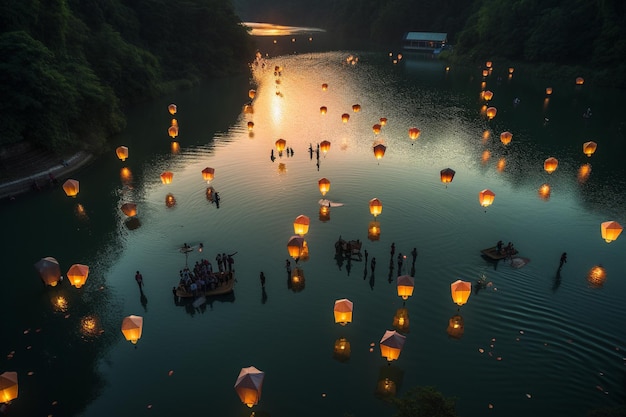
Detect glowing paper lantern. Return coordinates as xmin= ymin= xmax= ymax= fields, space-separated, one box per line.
xmin=450 ymin=280 xmax=471 ymax=306
xmin=247 ymin=121 xmax=254 ymax=131
xmin=582 ymin=141 xmax=597 ymax=157
xmin=243 ymin=104 xmax=254 ymax=114
xmin=201 ymin=167 xmax=215 ymax=183
xmin=168 ymin=104 xmax=177 ymax=115
xmin=373 ymin=144 xmax=386 ymax=160
xmin=121 ymin=202 xmax=137 ymax=217
xmin=319 ymin=106 xmax=327 ymax=115
xmin=171 ymin=119 xmax=178 ymax=127
xmin=500 ymin=131 xmax=513 ymax=145
xmin=601 ymin=221 xmax=622 ymax=243
xmin=318 ymin=178 xmax=330 ymax=196
xmin=485 ymin=61 xmax=492 ymax=68
xmin=587 ymin=266 xmax=607 ymax=286
xmin=352 ymin=104 xmax=361 ymax=112
xmin=538 ymin=183 xmax=551 ymax=200
xmin=116 ymin=146 xmax=128 ymax=161
xmin=287 ymin=235 xmax=305 ymax=259
xmin=440 ymin=168 xmax=456 ymax=184
xmin=408 ymin=127 xmax=421 ymax=141
xmin=380 ymin=330 xmax=406 ymax=362
xmin=447 ymin=314 xmax=464 ymax=339
xmin=372 ymin=124 xmax=382 ymax=135
xmin=234 ymin=366 xmax=265 ymax=408
xmin=483 ymin=90 xmax=494 ymax=101
xmin=333 ymin=298 xmax=353 ymax=325
xmin=321 ymin=83 xmax=328 ymax=91
xmin=293 ymin=215 xmax=310 ymax=236
xmin=320 ymin=140 xmax=331 ymax=154
xmin=546 ymin=87 xmax=553 ymax=95
xmin=63 ymin=179 xmax=80 ymax=197
xmin=508 ymin=67 xmax=515 ymax=74
xmin=486 ymin=107 xmax=497 ymax=120
xmin=482 ymin=69 xmax=489 ymax=77
xmin=121 ymin=315 xmax=143 ymax=344
xmin=379 ymin=117 xmax=387 ymax=126
xmin=341 ymin=113 xmax=350 ymax=123
xmin=0 ymin=371 xmax=18 ymax=403
xmin=576 ymin=77 xmax=585 ymax=85
xmin=369 ymin=198 xmax=383 ymax=217
xmin=248 ymin=89 xmax=256 ymax=99
xmin=66 ymin=264 xmax=89 ymax=289
xmin=368 ymin=221 xmax=381 ymax=241
xmin=34 ymin=257 xmax=61 ymax=287
xmin=544 ymin=157 xmax=558 ymax=174
xmin=275 ymin=138 xmax=286 ymax=153
xmin=478 ymin=189 xmax=495 ymax=208
xmin=160 ymin=171 xmax=174 ymax=184
xmin=396 ymin=275 xmax=415 ymax=300
xmin=168 ymin=125 xmax=179 ymax=138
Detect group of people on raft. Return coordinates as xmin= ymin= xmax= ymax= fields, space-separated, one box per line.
xmin=496 ymin=240 xmax=516 ymax=258
xmin=176 ymin=255 xmax=233 ymax=296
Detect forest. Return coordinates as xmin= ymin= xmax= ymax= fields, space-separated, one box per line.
xmin=2 ymin=0 xmax=625 ymax=153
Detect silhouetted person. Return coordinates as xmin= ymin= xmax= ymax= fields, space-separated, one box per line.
xmin=260 ymin=271 xmax=266 ymax=287
xmin=309 ymin=143 xmax=313 ymax=159
xmin=271 ymin=149 xmax=276 ymax=162
xmin=135 ymin=271 xmax=144 ymax=290
xmin=559 ymin=252 xmax=567 ymax=270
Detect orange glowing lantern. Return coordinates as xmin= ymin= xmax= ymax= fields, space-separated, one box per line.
xmin=248 ymin=89 xmax=256 ymax=100
xmin=546 ymin=87 xmax=553 ymax=95
xmin=121 ymin=315 xmax=143 ymax=344
xmin=379 ymin=117 xmax=388 ymax=126
xmin=321 ymin=83 xmax=328 ymax=91
xmin=500 ymin=131 xmax=513 ymax=145
xmin=544 ymin=157 xmax=558 ymax=174
xmin=34 ymin=256 xmax=61 ymax=287
xmin=380 ymin=330 xmax=406 ymax=362
xmin=352 ymin=104 xmax=361 ymax=112
xmin=293 ymin=215 xmax=310 ymax=236
xmin=334 ymin=298 xmax=353 ymax=325
xmin=0 ymin=371 xmax=18 ymax=403
xmin=67 ymin=263 xmax=89 ymax=289
xmin=372 ymin=124 xmax=382 ymax=135
xmin=116 ymin=146 xmax=128 ymax=161
xmin=243 ymin=104 xmax=254 ymax=114
xmin=450 ymin=280 xmax=471 ymax=306
xmin=234 ymin=366 xmax=265 ymax=408
xmin=601 ymin=221 xmax=622 ymax=243
xmin=486 ymin=107 xmax=497 ymax=120
xmin=485 ymin=61 xmax=492 ymax=68
xmin=63 ymin=179 xmax=80 ymax=197
xmin=320 ymin=140 xmax=331 ymax=154
xmin=171 ymin=118 xmax=178 ymax=127
xmin=508 ymin=67 xmax=515 ymax=74
xmin=247 ymin=121 xmax=254 ymax=131
xmin=168 ymin=125 xmax=178 ymax=138
xmin=582 ymin=141 xmax=597 ymax=157
xmin=160 ymin=171 xmax=174 ymax=184
xmin=576 ymin=77 xmax=584 ymax=85
xmin=587 ymin=266 xmax=607 ymax=286
xmin=333 ymin=338 xmax=351 ymax=361
xmin=287 ymin=235 xmax=305 ymax=259
xmin=408 ymin=127 xmax=421 ymax=142
xmin=440 ymin=168 xmax=456 ymax=184
xmin=275 ymin=138 xmax=287 ymax=153
xmin=201 ymin=167 xmax=215 ymax=183
xmin=373 ymin=143 xmax=386 ymax=160
xmin=447 ymin=314 xmax=464 ymax=339
xmin=538 ymin=184 xmax=551 ymax=200
xmin=397 ymin=275 xmax=415 ymax=300
xmin=121 ymin=202 xmax=137 ymax=217
xmin=368 ymin=221 xmax=381 ymax=241
xmin=318 ymin=178 xmax=330 ymax=196
xmin=168 ymin=104 xmax=177 ymax=115
xmin=320 ymin=106 xmax=327 ymax=115
xmin=341 ymin=113 xmax=350 ymax=123
xmin=369 ymin=198 xmax=383 ymax=218
xmin=482 ymin=69 xmax=489 ymax=77
xmin=478 ymin=189 xmax=495 ymax=208
xmin=165 ymin=193 xmax=176 ymax=207
xmin=483 ymin=90 xmax=494 ymax=101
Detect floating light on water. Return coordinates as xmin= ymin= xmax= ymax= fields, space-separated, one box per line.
xmin=63 ymin=179 xmax=80 ymax=197
xmin=582 ymin=141 xmax=597 ymax=157
xmin=369 ymin=198 xmax=383 ymax=218
xmin=320 ymin=140 xmax=331 ymax=154
xmin=34 ymin=257 xmax=61 ymax=287
xmin=352 ymin=104 xmax=361 ymax=112
xmin=0 ymin=371 xmax=18 ymax=403
xmin=247 ymin=121 xmax=254 ymax=131
xmin=168 ymin=125 xmax=178 ymax=138
xmin=116 ymin=146 xmax=128 ymax=161
xmin=275 ymin=138 xmax=286 ymax=153
xmin=321 ymin=83 xmax=328 ymax=91
xmin=392 ymin=307 xmax=410 ymax=333
xmin=368 ymin=221 xmax=381 ymax=241
xmin=234 ymin=366 xmax=265 ymax=408
xmin=165 ymin=193 xmax=176 ymax=208
xmin=201 ymin=167 xmax=215 ymax=183
xmin=248 ymin=89 xmax=256 ymax=100
xmin=500 ymin=131 xmax=512 ymax=145
xmin=372 ymin=124 xmax=382 ymax=135
xmin=243 ymin=104 xmax=254 ymax=114
xmin=380 ymin=330 xmax=406 ymax=362
xmin=67 ymin=264 xmax=89 ymax=289
xmin=121 ymin=315 xmax=143 ymax=344
xmin=447 ymin=314 xmax=464 ymax=339
xmin=287 ymin=235 xmax=305 ymax=259
xmin=486 ymin=107 xmax=497 ymax=120
xmin=538 ymin=184 xmax=551 ymax=200
xmin=544 ymin=157 xmax=558 ymax=174
xmin=587 ymin=266 xmax=606 ymax=286
xmin=408 ymin=127 xmax=421 ymax=142
xmin=318 ymin=178 xmax=330 ymax=196
xmin=333 ymin=338 xmax=351 ymax=361
xmin=397 ymin=275 xmax=414 ymax=300
xmin=293 ymin=215 xmax=310 ymax=236
xmin=450 ymin=280 xmax=471 ymax=306
xmin=373 ymin=143 xmax=386 ymax=160
xmin=333 ymin=299 xmax=353 ymax=325
xmin=601 ymin=221 xmax=622 ymax=243
xmin=168 ymin=104 xmax=177 ymax=115
xmin=546 ymin=87 xmax=553 ymax=95
xmin=121 ymin=202 xmax=137 ymax=217
xmin=341 ymin=113 xmax=350 ymax=123
xmin=160 ymin=171 xmax=173 ymax=184
xmin=479 ymin=189 xmax=495 ymax=208
xmin=440 ymin=168 xmax=455 ymax=185
xmin=319 ymin=106 xmax=327 ymax=115
xmin=482 ymin=69 xmax=489 ymax=77
xmin=576 ymin=77 xmax=585 ymax=85
xmin=508 ymin=67 xmax=514 ymax=74
xmin=379 ymin=117 xmax=387 ymax=126
xmin=485 ymin=61 xmax=492 ymax=68
xmin=483 ymin=90 xmax=494 ymax=101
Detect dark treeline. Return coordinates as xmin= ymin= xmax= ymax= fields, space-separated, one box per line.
xmin=235 ymin=0 xmax=626 ymax=87
xmin=0 ymin=0 xmax=255 ymax=152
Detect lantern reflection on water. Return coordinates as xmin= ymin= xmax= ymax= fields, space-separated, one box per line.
xmin=171 ymin=141 xmax=180 ymax=154
xmin=375 ymin=365 xmax=404 ymax=398
xmin=538 ymin=184 xmax=551 ymax=200
xmin=120 ymin=167 xmax=132 ymax=183
xmin=333 ymin=299 xmax=353 ymax=325
xmin=368 ymin=221 xmax=381 ymax=241
xmin=121 ymin=202 xmax=137 ymax=217
xmin=578 ymin=163 xmax=592 ymax=183
xmin=587 ymin=266 xmax=607 ymax=287
xmin=447 ymin=314 xmax=465 ymax=339
xmin=319 ymin=205 xmax=330 ymax=222
xmin=392 ymin=307 xmax=410 ymax=334
xmin=0 ymin=371 xmax=18 ymax=403
xmin=601 ymin=221 xmax=622 ymax=243
xmin=80 ymin=315 xmax=102 ymax=338
xmin=289 ymin=267 xmax=305 ymax=292
xmin=333 ymin=338 xmax=351 ymax=362
xmin=496 ymin=158 xmax=506 ymax=172
xmin=165 ymin=193 xmax=176 ymax=208
xmin=121 ymin=315 xmax=143 ymax=344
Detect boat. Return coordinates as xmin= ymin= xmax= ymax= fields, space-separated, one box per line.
xmin=480 ymin=246 xmax=518 ymax=260
xmin=334 ymin=236 xmax=362 ymax=260
xmin=174 ymin=271 xmax=235 ymax=298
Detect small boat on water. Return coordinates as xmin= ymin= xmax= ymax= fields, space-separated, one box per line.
xmin=175 ymin=271 xmax=235 ymax=298
xmin=480 ymin=246 xmax=518 ymax=260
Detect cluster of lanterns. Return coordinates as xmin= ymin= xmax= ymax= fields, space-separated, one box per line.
xmin=34 ymin=257 xmax=89 ymax=289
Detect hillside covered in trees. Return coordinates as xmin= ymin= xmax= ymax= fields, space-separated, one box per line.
xmin=0 ymin=0 xmax=255 ymax=152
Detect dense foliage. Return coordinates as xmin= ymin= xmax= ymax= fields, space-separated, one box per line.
xmin=0 ymin=0 xmax=255 ymax=152
xmin=388 ymin=386 xmax=459 ymax=417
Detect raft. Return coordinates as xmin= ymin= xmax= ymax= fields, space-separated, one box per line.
xmin=480 ymin=246 xmax=518 ymax=260
xmin=175 ymin=272 xmax=235 ymax=298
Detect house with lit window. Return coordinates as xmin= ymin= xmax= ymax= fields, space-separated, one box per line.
xmin=402 ymin=32 xmax=448 ymax=53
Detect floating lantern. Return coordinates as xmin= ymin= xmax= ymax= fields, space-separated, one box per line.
xmin=287 ymin=235 xmax=305 ymax=259
xmin=500 ymin=131 xmax=513 ymax=145
xmin=368 ymin=221 xmax=381 ymax=241
xmin=485 ymin=61 xmax=492 ymax=68
xmin=341 ymin=113 xmax=350 ymax=123
xmin=293 ymin=215 xmax=310 ymax=236
xmin=333 ymin=338 xmax=351 ymax=361
xmin=544 ymin=157 xmax=558 ymax=174
xmin=447 ymin=314 xmax=464 ymax=339
xmin=408 ymin=127 xmax=421 ymax=142
xmin=372 ymin=124 xmax=382 ymax=135
xmin=67 ymin=264 xmax=89 ymax=289
xmin=482 ymin=69 xmax=489 ymax=77
xmin=486 ymin=107 xmax=497 ymax=120
xmin=319 ymin=205 xmax=330 ymax=222
xmin=333 ymin=298 xmax=353 ymax=325
xmin=576 ymin=77 xmax=584 ymax=85
xmin=376 ymin=377 xmax=397 ymax=397
xmin=121 ymin=315 xmax=143 ymax=344
xmin=587 ymin=265 xmax=606 ymax=286
xmin=369 ymin=198 xmax=383 ymax=218
xmin=392 ymin=307 xmax=410 ymax=333
xmin=397 ymin=275 xmax=415 ymax=300
xmin=450 ymin=280 xmax=471 ymax=306
xmin=318 ymin=178 xmax=330 ymax=196
xmin=373 ymin=143 xmax=386 ymax=160
xmin=243 ymin=104 xmax=254 ymax=114
xmin=321 ymin=83 xmax=328 ymax=91
xmin=168 ymin=104 xmax=177 ymax=115
xmin=34 ymin=257 xmax=61 ymax=287
xmin=248 ymin=89 xmax=256 ymax=100
xmin=319 ymin=106 xmax=327 ymax=115
xmin=601 ymin=221 xmax=622 ymax=243
xmin=201 ymin=167 xmax=215 ymax=183
xmin=275 ymin=138 xmax=286 ymax=153
xmin=440 ymin=168 xmax=456 ymax=184
xmin=483 ymin=90 xmax=494 ymax=101
xmin=582 ymin=141 xmax=597 ymax=157
xmin=379 ymin=117 xmax=387 ymax=126
xmin=478 ymin=189 xmax=495 ymax=208
xmin=320 ymin=140 xmax=331 ymax=154
xmin=160 ymin=171 xmax=174 ymax=184
xmin=165 ymin=193 xmax=176 ymax=208
xmin=352 ymin=104 xmax=361 ymax=112
xmin=121 ymin=202 xmax=137 ymax=217
xmin=171 ymin=118 xmax=178 ymax=127
xmin=538 ymin=183 xmax=551 ymax=200
xmin=234 ymin=366 xmax=265 ymax=408
xmin=546 ymin=87 xmax=553 ymax=95
xmin=380 ymin=330 xmax=406 ymax=362
xmin=247 ymin=121 xmax=254 ymax=131
xmin=168 ymin=125 xmax=178 ymax=138
xmin=508 ymin=67 xmax=514 ymax=74
xmin=0 ymin=371 xmax=18 ymax=403
xmin=116 ymin=146 xmax=128 ymax=161
xmin=63 ymin=179 xmax=80 ymax=197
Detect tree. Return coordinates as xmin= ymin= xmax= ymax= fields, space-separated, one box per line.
xmin=389 ymin=386 xmax=459 ymax=417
